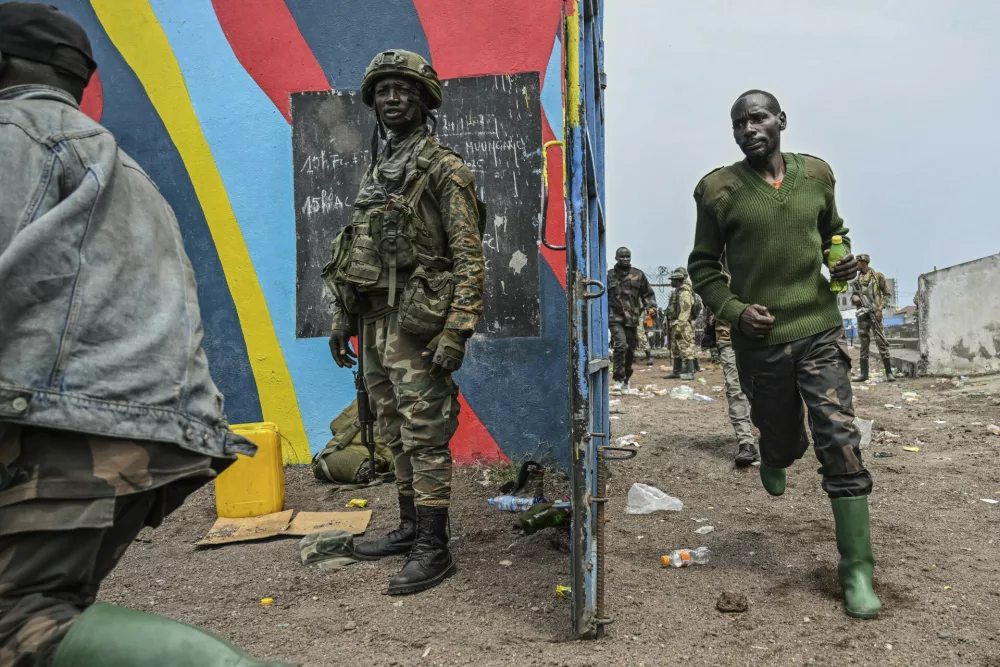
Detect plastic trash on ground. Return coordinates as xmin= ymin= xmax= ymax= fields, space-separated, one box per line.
xmin=661 ymin=546 xmax=710 ymax=568
xmin=988 ymin=424 xmax=1000 ymax=436
xmin=615 ymin=434 xmax=639 ymax=447
xmin=626 ymin=483 xmax=683 ymax=514
xmin=694 ymin=525 xmax=715 ymax=535
xmin=854 ymin=417 xmax=873 ymax=448
xmin=346 ymin=498 xmax=368 ymax=508
xmin=670 ymin=385 xmax=694 ymax=400
xmin=692 ymin=394 xmax=715 ymax=402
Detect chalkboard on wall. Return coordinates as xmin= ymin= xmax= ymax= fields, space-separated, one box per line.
xmin=292 ymin=73 xmax=543 ymax=339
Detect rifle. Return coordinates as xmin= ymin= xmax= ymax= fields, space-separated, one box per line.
xmin=354 ymin=315 xmax=377 ymax=483
xmin=852 ymin=283 xmax=892 ymax=350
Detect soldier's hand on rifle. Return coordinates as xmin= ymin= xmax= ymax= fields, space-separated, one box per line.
xmin=851 ymin=294 xmax=862 ymax=307
xmin=824 ymin=250 xmax=859 ymax=282
xmin=738 ymin=304 xmax=775 ymax=339
xmin=329 ymin=329 xmax=357 ymax=368
xmin=875 ymin=308 xmax=883 ymax=324
xmin=423 ymin=329 xmax=465 ymax=376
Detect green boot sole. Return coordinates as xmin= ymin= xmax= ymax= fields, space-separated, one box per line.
xmin=759 ymin=464 xmax=786 ymax=496
xmin=831 ymin=496 xmax=882 ymax=619
xmin=53 ymin=603 xmax=292 ymax=666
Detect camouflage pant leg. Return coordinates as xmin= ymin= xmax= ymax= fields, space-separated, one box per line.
xmin=737 ymin=328 xmax=872 ymax=498
xmin=609 ymin=324 xmax=636 ymax=382
xmin=670 ymin=322 xmax=696 ymax=360
xmin=0 ymin=492 xmax=157 ymax=667
xmin=364 ymin=312 xmax=458 ymax=508
xmin=635 ymin=319 xmax=650 ymax=354
xmin=857 ymin=316 xmax=889 ymax=362
xmin=719 ymin=345 xmax=755 ymax=447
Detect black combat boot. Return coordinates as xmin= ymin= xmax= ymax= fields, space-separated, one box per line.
xmin=387 ymin=506 xmax=456 ymax=595
xmin=734 ymin=442 xmax=760 ymax=468
xmin=679 ymin=359 xmax=695 ymax=381
xmin=694 ymin=358 xmax=701 ymax=372
xmin=646 ymin=351 xmax=654 ymax=366
xmin=354 ymin=495 xmax=416 ymax=560
xmin=666 ymin=358 xmax=682 ymax=379
xmin=852 ymin=359 xmax=869 ymax=383
xmin=882 ymin=357 xmax=896 ymax=382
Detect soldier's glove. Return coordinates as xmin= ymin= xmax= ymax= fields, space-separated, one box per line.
xmin=329 ymin=329 xmax=357 ymax=369
xmin=423 ymin=329 xmax=466 ymax=375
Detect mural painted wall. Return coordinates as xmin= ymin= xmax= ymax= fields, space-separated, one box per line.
xmin=47 ymin=0 xmax=570 ymax=464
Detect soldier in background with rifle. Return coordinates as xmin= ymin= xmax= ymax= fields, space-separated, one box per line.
xmin=850 ymin=254 xmax=894 ymax=382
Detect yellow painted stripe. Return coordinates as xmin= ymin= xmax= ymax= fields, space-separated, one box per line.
xmin=565 ymin=12 xmax=581 ymax=129
xmin=91 ymin=0 xmax=310 ymax=464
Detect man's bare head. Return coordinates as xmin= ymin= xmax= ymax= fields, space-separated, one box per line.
xmin=731 ymin=90 xmax=786 ymax=162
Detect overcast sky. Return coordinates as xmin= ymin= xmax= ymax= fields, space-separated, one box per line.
xmin=604 ymin=0 xmax=1000 ymax=304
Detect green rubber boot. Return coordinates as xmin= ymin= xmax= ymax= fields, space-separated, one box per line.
xmin=851 ymin=359 xmax=869 ymax=383
xmin=759 ymin=463 xmax=786 ymax=496
xmin=52 ymin=603 xmax=293 ymax=666
xmin=831 ymin=496 xmax=882 ymax=619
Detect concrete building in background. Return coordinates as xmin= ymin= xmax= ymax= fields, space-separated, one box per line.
xmin=917 ymin=253 xmax=1000 ymax=376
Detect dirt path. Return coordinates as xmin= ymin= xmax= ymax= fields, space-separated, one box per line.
xmin=100 ymin=353 xmax=1000 ymax=666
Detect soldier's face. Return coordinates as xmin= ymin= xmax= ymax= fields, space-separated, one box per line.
xmin=615 ymin=250 xmax=631 ymax=269
xmin=858 ymin=260 xmax=870 ymax=274
xmin=374 ymin=75 xmax=423 ymax=133
xmin=671 ymin=279 xmax=682 ymax=289
xmin=731 ymin=95 xmax=786 ymax=161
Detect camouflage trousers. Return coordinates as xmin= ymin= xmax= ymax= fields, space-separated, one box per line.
xmin=858 ymin=315 xmax=890 ymax=362
xmin=609 ymin=324 xmax=637 ymax=383
xmin=670 ymin=321 xmax=696 ymax=360
xmin=363 ymin=311 xmax=458 ymax=508
xmin=635 ymin=319 xmax=650 ymax=355
xmin=719 ymin=345 xmax=755 ymax=447
xmin=735 ymin=327 xmax=872 ymax=498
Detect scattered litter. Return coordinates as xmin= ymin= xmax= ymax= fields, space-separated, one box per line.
xmin=277 ymin=623 xmax=290 ymax=628
xmin=988 ymin=425 xmax=1000 ymax=436
xmin=715 ymin=592 xmax=748 ymax=613
xmin=901 ymin=391 xmax=920 ymax=403
xmin=882 ymin=431 xmax=899 ymax=439
xmin=623 ymin=388 xmax=640 ymax=396
xmin=422 ymin=647 xmax=431 ymax=659
xmin=697 ymin=378 xmax=707 ymax=384
xmin=346 ymin=498 xmax=368 ymax=508
xmin=499 ymin=560 xmax=513 ymax=567
xmin=670 ymin=385 xmax=694 ymax=400
xmin=873 ymin=451 xmax=895 ymax=458
xmin=197 ymin=510 xmax=294 ymax=546
xmin=556 ymin=585 xmax=572 ymax=599
xmin=639 ymin=393 xmax=656 ymax=399
xmin=660 ymin=365 xmax=673 ymax=373
xmin=260 ymin=598 xmax=274 ymax=606
xmin=981 ymin=499 xmax=999 ymax=505
xmin=903 ymin=446 xmax=920 ymax=453
xmin=489 ymin=496 xmax=543 ymax=512
xmin=803 ymin=617 xmax=811 ymax=623
xmin=661 ymin=547 xmax=710 ymax=568
xmin=626 ymin=483 xmax=683 ymax=514
xmin=884 ymin=404 xmax=902 ymax=410
xmin=944 ymin=586 xmax=953 ymax=591
xmin=393 ymin=601 xmax=404 ymax=607
xmin=284 ymin=511 xmax=372 ymax=537
xmin=935 ymin=420 xmax=947 ymax=425
xmin=615 ymin=434 xmax=639 ymax=447
xmin=855 ymin=418 xmax=873 ymax=448
xmin=972 ymin=422 xmax=984 ymax=427
xmin=692 ymin=394 xmax=715 ymax=402
xmin=694 ymin=525 xmax=715 ymax=535
xmin=642 ymin=385 xmax=659 ymax=392
xmin=610 ymin=416 xmax=621 ymax=421
xmin=640 ymin=431 xmax=648 ymax=436
xmin=609 ymin=399 xmax=621 ymax=406
xmin=712 ymin=386 xmax=723 ymax=392
xmin=652 ymin=389 xmax=669 ymax=396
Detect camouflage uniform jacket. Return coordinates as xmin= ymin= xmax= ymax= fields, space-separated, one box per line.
xmin=331 ymin=126 xmax=485 ymax=336
xmin=667 ymin=282 xmax=695 ymax=324
xmin=607 ymin=267 xmax=656 ymax=326
xmin=852 ymin=269 xmax=889 ymax=311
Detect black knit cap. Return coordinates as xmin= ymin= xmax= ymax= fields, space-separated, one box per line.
xmin=0 ymin=2 xmax=96 ymax=82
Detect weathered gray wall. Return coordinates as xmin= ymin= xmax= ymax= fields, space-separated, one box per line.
xmin=918 ymin=253 xmax=1000 ymax=376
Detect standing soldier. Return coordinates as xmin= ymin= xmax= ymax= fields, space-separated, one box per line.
xmin=0 ymin=4 xmax=290 ymax=664
xmin=607 ymin=247 xmax=657 ymax=389
xmin=850 ymin=254 xmax=894 ymax=382
xmin=666 ymin=268 xmax=697 ymax=380
xmin=689 ymin=89 xmax=879 ymax=619
xmin=326 ymin=50 xmax=486 ymax=595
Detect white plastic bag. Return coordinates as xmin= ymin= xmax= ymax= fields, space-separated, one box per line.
xmin=626 ymin=483 xmax=683 ymax=514
xmin=854 ymin=417 xmax=873 ymax=448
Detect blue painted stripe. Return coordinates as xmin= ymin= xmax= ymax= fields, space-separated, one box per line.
xmin=148 ymin=0 xmax=353 ymax=451
xmin=283 ymin=0 xmax=430 ymax=90
xmin=51 ymin=0 xmax=262 ymax=424
xmin=541 ymin=35 xmax=564 ymax=142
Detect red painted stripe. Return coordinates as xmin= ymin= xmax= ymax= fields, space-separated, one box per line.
xmin=80 ymin=70 xmax=103 ymax=122
xmin=212 ymin=0 xmax=329 ymax=122
xmin=412 ymin=0 xmax=563 ymax=80
xmin=452 ymin=393 xmax=507 ymax=464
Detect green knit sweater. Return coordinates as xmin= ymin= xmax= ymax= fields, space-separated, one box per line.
xmin=688 ymin=152 xmax=849 ymax=350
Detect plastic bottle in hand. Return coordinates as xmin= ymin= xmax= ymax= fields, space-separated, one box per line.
xmin=828 ymin=235 xmax=849 ymax=293
xmin=661 ymin=547 xmax=711 ymax=568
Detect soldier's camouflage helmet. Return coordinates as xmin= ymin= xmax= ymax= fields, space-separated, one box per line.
xmin=361 ymin=49 xmax=443 ymax=110
xmin=856 ymin=254 xmax=871 ymax=263
xmin=670 ymin=267 xmax=688 ymax=280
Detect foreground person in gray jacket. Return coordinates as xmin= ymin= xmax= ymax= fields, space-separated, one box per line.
xmin=0 ymin=3 xmax=291 ymax=665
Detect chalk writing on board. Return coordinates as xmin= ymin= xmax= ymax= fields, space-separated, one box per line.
xmin=292 ymin=73 xmax=543 ymax=340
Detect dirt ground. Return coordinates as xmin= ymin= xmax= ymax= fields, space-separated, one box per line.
xmin=100 ymin=349 xmax=1000 ymax=667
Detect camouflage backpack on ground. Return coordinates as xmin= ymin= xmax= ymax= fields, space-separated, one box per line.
xmin=311 ymin=399 xmax=393 ymax=486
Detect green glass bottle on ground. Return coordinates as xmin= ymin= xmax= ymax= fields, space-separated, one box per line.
xmin=828 ymin=235 xmax=848 ymax=293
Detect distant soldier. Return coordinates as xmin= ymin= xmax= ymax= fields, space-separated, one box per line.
xmin=607 ymin=247 xmax=657 ymax=389
xmin=635 ymin=307 xmax=654 ymax=366
xmin=850 ymin=254 xmax=894 ymax=382
xmin=666 ymin=268 xmax=697 ymax=380
xmin=327 ymin=49 xmax=486 ymax=595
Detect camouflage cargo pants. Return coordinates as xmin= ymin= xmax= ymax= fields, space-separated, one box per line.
xmin=857 ymin=315 xmax=890 ymax=362
xmin=609 ymin=323 xmax=637 ymax=382
xmin=735 ymin=327 xmax=872 ymax=498
xmin=635 ymin=319 xmax=650 ymax=355
xmin=719 ymin=344 xmax=755 ymax=447
xmin=670 ymin=321 xmax=696 ymax=360
xmin=363 ymin=311 xmax=458 ymax=508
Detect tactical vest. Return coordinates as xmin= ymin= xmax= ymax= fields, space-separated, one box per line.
xmin=323 ymin=137 xmax=484 ymax=337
